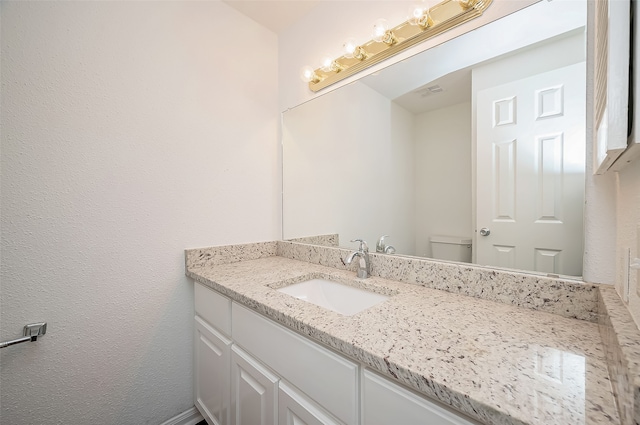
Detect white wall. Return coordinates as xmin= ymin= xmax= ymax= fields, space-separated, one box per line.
xmin=414 ymin=102 xmax=472 ymax=258
xmin=612 ymin=8 xmax=640 ymax=326
xmin=616 ymin=156 xmax=640 ymax=327
xmin=0 ymin=2 xmax=279 ymax=424
xmin=389 ymin=102 xmax=417 ymax=254
xmin=616 ymin=160 xmax=640 ymax=327
xmin=609 ymin=2 xmax=640 ymax=328
xmin=283 ymin=82 xmax=415 ymax=254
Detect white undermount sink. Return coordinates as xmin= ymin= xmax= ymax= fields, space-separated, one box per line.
xmin=277 ymin=278 xmax=389 ymax=316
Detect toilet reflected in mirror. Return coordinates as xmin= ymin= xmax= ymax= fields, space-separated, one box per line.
xmin=430 ymin=236 xmax=472 ymax=263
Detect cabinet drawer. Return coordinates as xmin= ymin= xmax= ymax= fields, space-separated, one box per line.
xmin=279 ymin=381 xmax=343 ymax=425
xmin=232 ymin=303 xmax=358 ymax=425
xmin=362 ymin=369 xmax=477 ymax=425
xmin=195 ymin=282 xmax=232 ymax=336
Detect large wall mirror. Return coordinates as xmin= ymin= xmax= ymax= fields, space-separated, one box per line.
xmin=283 ymin=0 xmax=586 ymax=278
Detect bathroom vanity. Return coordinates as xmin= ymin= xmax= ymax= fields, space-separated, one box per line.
xmin=194 ymin=281 xmax=476 ymax=425
xmin=186 ymin=241 xmax=639 ymax=425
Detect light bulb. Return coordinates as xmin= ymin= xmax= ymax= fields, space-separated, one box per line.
xmin=458 ymin=0 xmax=478 ymax=9
xmin=320 ymin=56 xmax=344 ymax=73
xmin=300 ymin=65 xmax=318 ymax=83
xmin=343 ymin=37 xmax=368 ymax=61
xmin=372 ymin=18 xmax=397 ymax=45
xmin=320 ymin=56 xmax=334 ymax=72
xmin=372 ymin=19 xmax=389 ymax=43
xmin=408 ymin=4 xmax=427 ymax=25
xmin=343 ymin=37 xmax=358 ymax=58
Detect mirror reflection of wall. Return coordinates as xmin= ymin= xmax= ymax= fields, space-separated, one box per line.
xmin=283 ymin=82 xmax=417 ymax=255
xmin=283 ymin=0 xmax=586 ymax=277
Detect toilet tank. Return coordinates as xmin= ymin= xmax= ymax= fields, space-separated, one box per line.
xmin=429 ymin=236 xmax=472 ymax=263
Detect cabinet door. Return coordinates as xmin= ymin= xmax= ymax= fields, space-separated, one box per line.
xmin=278 ymin=382 xmax=343 ymax=425
xmin=231 ymin=345 xmax=279 ymax=425
xmin=195 ymin=316 xmax=232 ymax=425
xmin=232 ymin=303 xmax=358 ymax=425
xmin=362 ymin=369 xmax=478 ymax=425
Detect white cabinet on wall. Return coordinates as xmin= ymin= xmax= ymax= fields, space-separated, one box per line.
xmin=231 ymin=345 xmax=279 ymax=425
xmin=593 ymin=0 xmax=631 ymax=173
xmin=195 ymin=316 xmax=231 ymax=425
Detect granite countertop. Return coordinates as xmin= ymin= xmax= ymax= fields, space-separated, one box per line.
xmin=187 ymin=255 xmax=620 ymax=425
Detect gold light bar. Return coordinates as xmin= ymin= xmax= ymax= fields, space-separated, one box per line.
xmin=308 ymin=0 xmax=493 ymax=92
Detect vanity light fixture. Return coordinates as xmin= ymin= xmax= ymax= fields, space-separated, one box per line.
xmin=301 ymin=0 xmax=492 ymax=92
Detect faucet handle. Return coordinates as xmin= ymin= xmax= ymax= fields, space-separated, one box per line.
xmin=350 ymin=239 xmax=369 ymax=252
xmin=376 ymin=235 xmax=389 ymax=252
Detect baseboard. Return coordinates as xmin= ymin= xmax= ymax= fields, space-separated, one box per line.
xmin=159 ymin=406 xmax=204 ymax=425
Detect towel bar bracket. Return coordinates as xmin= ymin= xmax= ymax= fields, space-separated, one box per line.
xmin=0 ymin=322 xmax=47 ymax=349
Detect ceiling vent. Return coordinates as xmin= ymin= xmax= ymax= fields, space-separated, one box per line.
xmin=414 ymin=84 xmax=445 ymax=97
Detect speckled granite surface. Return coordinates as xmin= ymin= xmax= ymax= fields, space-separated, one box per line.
xmin=185 ymin=241 xmax=277 ymax=269
xmin=278 ymin=241 xmax=599 ymax=322
xmin=186 ymin=252 xmax=620 ymax=425
xmin=287 ymin=234 xmax=339 ymax=247
xmin=599 ymin=286 xmax=640 ymax=425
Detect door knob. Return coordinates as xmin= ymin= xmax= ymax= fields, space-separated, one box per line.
xmin=479 ymin=228 xmax=491 ymax=236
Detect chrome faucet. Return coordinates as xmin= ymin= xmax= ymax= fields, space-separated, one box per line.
xmin=344 ymin=239 xmax=371 ymax=279
xmin=376 ymin=235 xmax=389 ymax=253
xmin=376 ymin=235 xmax=396 ymax=255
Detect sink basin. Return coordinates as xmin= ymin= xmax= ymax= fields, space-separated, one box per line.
xmin=277 ymin=278 xmax=389 ymax=316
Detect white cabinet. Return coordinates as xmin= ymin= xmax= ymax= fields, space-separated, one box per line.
xmin=195 ymin=282 xmax=231 ymax=336
xmin=194 ymin=282 xmax=479 ymax=425
xmin=195 ymin=315 xmax=232 ymax=425
xmin=194 ymin=283 xmax=233 ymax=425
xmin=278 ymin=381 xmax=343 ymax=425
xmin=362 ymin=369 xmax=478 ymax=425
xmin=232 ymin=303 xmax=358 ymax=425
xmin=231 ymin=345 xmax=279 ymax=425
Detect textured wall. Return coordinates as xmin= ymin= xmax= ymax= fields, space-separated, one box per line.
xmin=0 ymin=2 xmax=279 ymax=424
